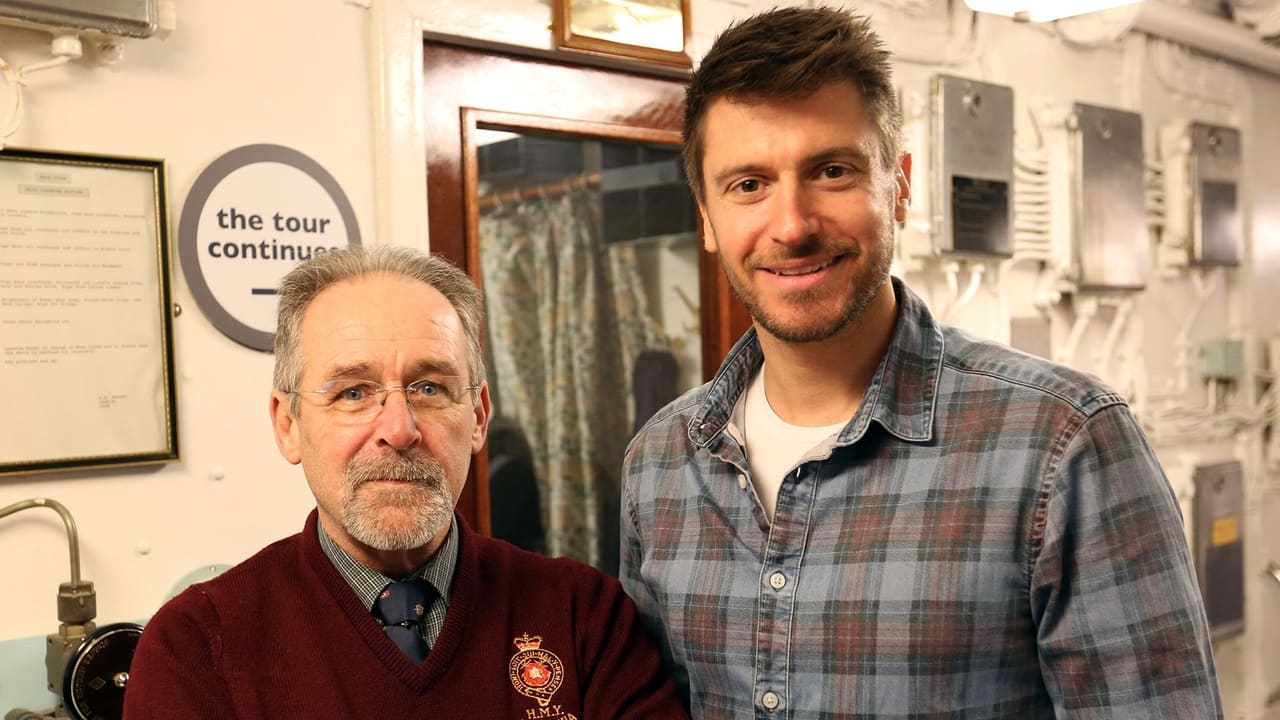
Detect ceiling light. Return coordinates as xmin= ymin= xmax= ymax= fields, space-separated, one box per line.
xmin=963 ymin=0 xmax=1143 ymax=22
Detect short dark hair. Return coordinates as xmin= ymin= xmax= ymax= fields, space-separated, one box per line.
xmin=683 ymin=6 xmax=904 ymax=202
xmin=273 ymin=246 xmax=485 ymax=415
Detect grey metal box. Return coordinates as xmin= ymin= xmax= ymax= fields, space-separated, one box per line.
xmin=1189 ymin=123 xmax=1242 ymax=267
xmin=1193 ymin=460 xmax=1245 ymax=640
xmin=930 ymin=75 xmax=1014 ymax=257
xmin=0 ymin=0 xmax=156 ymax=37
xmin=1070 ymin=103 xmax=1148 ymax=290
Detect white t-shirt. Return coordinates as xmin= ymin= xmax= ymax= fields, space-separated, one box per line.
xmin=732 ymin=365 xmax=849 ymax=522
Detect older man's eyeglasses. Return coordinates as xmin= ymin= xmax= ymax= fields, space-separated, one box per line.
xmin=290 ymin=377 xmax=480 ymax=423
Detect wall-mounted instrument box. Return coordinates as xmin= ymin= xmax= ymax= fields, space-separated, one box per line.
xmin=930 ymin=74 xmax=1014 ymax=257
xmin=1193 ymin=460 xmax=1245 ymax=640
xmin=1162 ymin=122 xmax=1243 ymax=267
xmin=1189 ymin=123 xmax=1243 ymax=267
xmin=1069 ymin=102 xmax=1148 ymax=290
xmin=0 ymin=0 xmax=157 ymax=37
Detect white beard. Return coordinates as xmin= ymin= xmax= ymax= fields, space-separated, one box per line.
xmin=341 ymin=451 xmax=454 ymax=551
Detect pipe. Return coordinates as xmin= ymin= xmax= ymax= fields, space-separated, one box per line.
xmin=0 ymin=498 xmax=82 ymax=585
xmin=952 ymin=263 xmax=986 ymax=317
xmin=940 ymin=260 xmax=962 ymax=321
xmin=1173 ymin=268 xmax=1218 ymax=394
xmin=1134 ymin=1 xmax=1280 ymax=77
xmin=1059 ymin=295 xmax=1099 ymax=367
xmin=1096 ymin=296 xmax=1135 ymax=382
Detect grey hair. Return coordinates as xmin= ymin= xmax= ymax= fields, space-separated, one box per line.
xmin=273 ymin=246 xmax=486 ymax=414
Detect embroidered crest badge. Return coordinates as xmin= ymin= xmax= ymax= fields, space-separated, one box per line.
xmin=509 ymin=633 xmax=564 ymax=707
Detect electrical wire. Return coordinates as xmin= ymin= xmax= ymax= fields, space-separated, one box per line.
xmin=1173 ymin=268 xmax=1220 ymax=394
xmin=1143 ymin=385 xmax=1277 ymax=444
xmin=0 ymin=35 xmax=79 ymax=150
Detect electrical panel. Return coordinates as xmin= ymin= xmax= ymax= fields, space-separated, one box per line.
xmin=1192 ymin=460 xmax=1244 ymax=640
xmin=1069 ymin=103 xmax=1148 ymax=290
xmin=1163 ymin=122 xmax=1243 ymax=267
xmin=1201 ymin=338 xmax=1244 ymax=380
xmin=0 ymin=0 xmax=157 ymax=37
xmin=1190 ymin=123 xmax=1243 ymax=266
xmin=930 ymin=75 xmax=1014 ymax=257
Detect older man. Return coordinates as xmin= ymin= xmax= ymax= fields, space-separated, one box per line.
xmin=126 ymin=246 xmax=684 ymax=718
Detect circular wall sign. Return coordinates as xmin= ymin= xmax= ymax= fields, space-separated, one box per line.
xmin=178 ymin=144 xmax=360 ymax=351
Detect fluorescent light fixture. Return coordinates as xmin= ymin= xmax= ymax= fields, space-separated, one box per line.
xmin=963 ymin=0 xmax=1142 ymax=22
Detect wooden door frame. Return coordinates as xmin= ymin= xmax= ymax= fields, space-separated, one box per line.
xmin=422 ymin=38 xmax=750 ymax=534
xmin=460 ymin=109 xmax=684 ymax=533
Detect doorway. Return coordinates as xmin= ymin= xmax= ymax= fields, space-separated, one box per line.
xmin=423 ymin=38 xmax=749 ymax=572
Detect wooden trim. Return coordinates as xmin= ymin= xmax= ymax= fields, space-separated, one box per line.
xmin=550 ymin=0 xmax=692 ymax=69
xmin=423 ymin=31 xmax=691 ymax=80
xmin=464 ymin=107 xmax=681 ymax=144
xmin=457 ymin=116 xmax=490 ymax=536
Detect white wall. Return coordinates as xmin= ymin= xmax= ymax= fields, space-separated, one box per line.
xmin=1 ymin=0 xmax=1278 ymax=715
xmin=0 ymin=0 xmax=373 ymax=687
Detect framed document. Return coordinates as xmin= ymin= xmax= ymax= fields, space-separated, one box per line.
xmin=552 ymin=0 xmax=692 ymax=69
xmin=0 ymin=148 xmax=178 ymax=477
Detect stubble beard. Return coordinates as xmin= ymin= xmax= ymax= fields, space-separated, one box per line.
xmin=341 ymin=451 xmax=454 ymax=551
xmin=722 ymin=223 xmax=895 ymax=344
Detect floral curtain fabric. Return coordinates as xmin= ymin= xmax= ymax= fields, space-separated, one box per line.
xmin=479 ymin=188 xmax=659 ymax=574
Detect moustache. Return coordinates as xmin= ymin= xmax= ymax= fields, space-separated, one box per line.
xmin=345 ymin=452 xmax=445 ymax=488
xmin=746 ymin=244 xmax=859 ymax=271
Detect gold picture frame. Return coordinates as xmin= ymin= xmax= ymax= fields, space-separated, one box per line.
xmin=553 ymin=0 xmax=692 ymax=69
xmin=0 ymin=147 xmax=179 ymax=477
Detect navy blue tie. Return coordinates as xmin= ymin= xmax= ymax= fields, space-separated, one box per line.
xmin=373 ymin=579 xmax=431 ymax=663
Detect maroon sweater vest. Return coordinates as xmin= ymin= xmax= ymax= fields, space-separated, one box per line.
xmin=123 ymin=511 xmax=686 ymax=719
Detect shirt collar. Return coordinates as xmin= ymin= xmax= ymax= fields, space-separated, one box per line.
xmin=318 ymin=517 xmax=458 ymax=611
xmin=689 ymin=276 xmax=942 ymax=447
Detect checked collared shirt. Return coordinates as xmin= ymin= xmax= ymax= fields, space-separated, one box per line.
xmin=620 ymin=278 xmax=1222 ymax=719
xmin=319 ymin=518 xmax=456 ymax=648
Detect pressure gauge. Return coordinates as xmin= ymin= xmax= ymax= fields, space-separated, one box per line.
xmin=62 ymin=622 xmax=143 ymax=720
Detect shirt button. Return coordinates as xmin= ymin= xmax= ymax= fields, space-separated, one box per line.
xmin=762 ymin=691 xmax=780 ymax=710
xmin=737 ymin=474 xmax=748 ymax=489
xmin=768 ymin=572 xmax=786 ymax=590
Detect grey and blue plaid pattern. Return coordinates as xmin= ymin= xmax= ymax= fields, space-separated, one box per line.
xmin=621 ymin=279 xmax=1222 ymax=719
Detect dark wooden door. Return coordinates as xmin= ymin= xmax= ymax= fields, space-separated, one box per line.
xmin=422 ymin=38 xmax=751 ymax=540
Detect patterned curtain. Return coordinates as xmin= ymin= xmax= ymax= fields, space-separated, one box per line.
xmin=479 ymin=188 xmax=658 ymax=574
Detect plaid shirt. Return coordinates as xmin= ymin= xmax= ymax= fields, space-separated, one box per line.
xmin=621 ymin=278 xmax=1222 ymax=719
